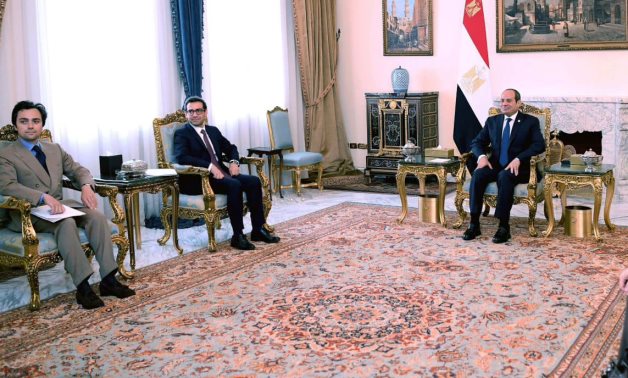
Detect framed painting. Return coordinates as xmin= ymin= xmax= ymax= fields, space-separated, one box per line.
xmin=497 ymin=0 xmax=628 ymax=52
xmin=382 ymin=0 xmax=433 ymax=56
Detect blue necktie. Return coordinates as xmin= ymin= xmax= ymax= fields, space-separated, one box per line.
xmin=32 ymin=145 xmax=49 ymax=174
xmin=499 ymin=117 xmax=512 ymax=166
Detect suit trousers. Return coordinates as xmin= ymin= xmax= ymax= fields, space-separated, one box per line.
xmin=209 ymin=174 xmax=265 ymax=234
xmin=28 ymin=208 xmax=117 ymax=286
xmin=469 ymin=165 xmax=530 ymax=222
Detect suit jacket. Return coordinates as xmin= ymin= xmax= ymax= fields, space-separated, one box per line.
xmin=470 ymin=112 xmax=545 ymax=177
xmin=173 ymin=123 xmax=240 ymax=195
xmin=0 ymin=140 xmax=95 ymax=230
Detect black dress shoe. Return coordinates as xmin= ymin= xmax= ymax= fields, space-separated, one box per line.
xmin=100 ymin=279 xmax=136 ymax=299
xmin=76 ymin=289 xmax=105 ymax=309
xmin=231 ymin=233 xmax=256 ymax=250
xmin=492 ymin=226 xmax=511 ymax=244
xmin=250 ymin=228 xmax=280 ymax=243
xmin=462 ymin=225 xmax=481 ymax=241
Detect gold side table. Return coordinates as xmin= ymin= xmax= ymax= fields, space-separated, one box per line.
xmin=95 ymin=174 xmax=182 ymax=276
xmin=542 ymin=163 xmax=615 ymax=241
xmin=396 ymin=156 xmax=459 ymax=227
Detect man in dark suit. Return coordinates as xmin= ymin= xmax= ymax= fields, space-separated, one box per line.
xmin=0 ymin=101 xmax=135 ymax=309
xmin=173 ymin=96 xmax=280 ymax=251
xmin=462 ymin=89 xmax=545 ymax=243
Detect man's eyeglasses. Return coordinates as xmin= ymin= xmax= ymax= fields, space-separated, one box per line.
xmin=186 ymin=108 xmax=205 ymax=115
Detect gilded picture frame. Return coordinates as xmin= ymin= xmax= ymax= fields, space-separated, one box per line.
xmin=382 ymin=0 xmax=433 ymax=56
xmin=497 ymin=0 xmax=628 ymax=52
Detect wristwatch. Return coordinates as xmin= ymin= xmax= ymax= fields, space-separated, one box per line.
xmin=229 ymin=159 xmax=240 ymax=167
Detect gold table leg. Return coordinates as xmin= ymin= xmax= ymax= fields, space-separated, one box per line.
xmin=604 ymin=174 xmax=616 ymax=232
xmin=436 ymin=170 xmax=447 ymax=227
xmin=123 ymin=193 xmax=137 ymax=271
xmin=171 ymin=181 xmax=183 ymax=255
xmin=133 ymin=192 xmax=141 ymax=250
xmin=396 ymin=170 xmax=409 ymax=224
xmin=542 ymin=176 xmax=556 ymax=238
xmin=592 ymin=178 xmax=603 ymax=241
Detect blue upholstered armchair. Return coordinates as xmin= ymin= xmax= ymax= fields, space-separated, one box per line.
xmin=0 ymin=124 xmax=129 ymax=310
xmin=152 ymin=110 xmax=273 ymax=252
xmin=452 ymin=104 xmax=552 ymax=237
xmin=266 ymin=106 xmax=323 ymax=196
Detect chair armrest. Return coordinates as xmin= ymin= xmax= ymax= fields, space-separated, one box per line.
xmin=455 ymin=152 xmax=473 ymax=187
xmin=0 ymin=194 xmax=39 ymax=248
xmin=527 ymin=152 xmax=546 ymax=188
xmin=240 ymin=156 xmax=270 ymax=194
xmin=170 ymin=164 xmax=216 ymax=198
xmin=93 ymin=184 xmax=126 ymax=230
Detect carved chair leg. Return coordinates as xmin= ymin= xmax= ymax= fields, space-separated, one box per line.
xmin=482 ymin=203 xmax=491 ymax=217
xmin=26 ymin=265 xmax=41 ymax=311
xmin=263 ymin=223 xmax=275 ymax=233
xmin=295 ymin=170 xmax=302 ymax=196
xmin=158 ymin=207 xmax=172 ymax=246
xmin=528 ymin=203 xmax=539 ymax=237
xmin=317 ymin=164 xmax=324 ymax=191
xmin=452 ymin=194 xmax=467 ymax=229
xmin=113 ymin=236 xmax=133 ymax=279
xmin=204 ymin=214 xmax=217 ymax=252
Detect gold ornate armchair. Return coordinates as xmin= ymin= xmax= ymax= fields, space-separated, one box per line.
xmin=0 ymin=124 xmax=129 ymax=310
xmin=453 ymin=104 xmax=552 ymax=236
xmin=266 ymin=106 xmax=323 ymax=196
xmin=152 ymin=111 xmax=273 ymax=252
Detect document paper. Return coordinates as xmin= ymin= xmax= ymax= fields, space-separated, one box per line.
xmin=30 ymin=205 xmax=86 ymax=223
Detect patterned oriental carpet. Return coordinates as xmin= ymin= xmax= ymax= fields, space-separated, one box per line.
xmin=1 ymin=203 xmax=627 ymax=377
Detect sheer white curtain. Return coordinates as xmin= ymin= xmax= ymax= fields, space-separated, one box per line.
xmin=34 ymin=0 xmax=181 ymax=217
xmin=0 ymin=0 xmax=44 ymax=121
xmin=203 ymin=0 xmax=302 ymax=153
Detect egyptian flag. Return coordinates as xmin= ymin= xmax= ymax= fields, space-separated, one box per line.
xmin=453 ymin=0 xmax=491 ymax=173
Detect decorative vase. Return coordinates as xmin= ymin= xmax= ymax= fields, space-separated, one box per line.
xmin=391 ymin=66 xmax=409 ymax=96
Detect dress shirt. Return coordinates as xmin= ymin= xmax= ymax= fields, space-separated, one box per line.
xmin=477 ymin=111 xmax=520 ymax=164
xmin=191 ymin=125 xmax=217 ymax=170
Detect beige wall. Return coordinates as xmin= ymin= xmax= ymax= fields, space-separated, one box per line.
xmin=337 ymin=0 xmax=628 ymax=169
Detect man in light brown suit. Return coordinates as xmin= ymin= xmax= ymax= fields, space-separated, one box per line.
xmin=0 ymin=101 xmax=135 ymax=309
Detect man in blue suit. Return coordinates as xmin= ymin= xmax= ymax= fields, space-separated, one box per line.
xmin=462 ymin=89 xmax=545 ymax=243
xmin=173 ymin=96 xmax=280 ymax=251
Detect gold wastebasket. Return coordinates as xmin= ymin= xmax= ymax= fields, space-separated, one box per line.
xmin=564 ymin=205 xmax=592 ymax=238
xmin=418 ymin=194 xmax=441 ymax=223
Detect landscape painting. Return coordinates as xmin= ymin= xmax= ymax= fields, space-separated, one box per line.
xmin=382 ymin=0 xmax=433 ymax=56
xmin=498 ymin=0 xmax=628 ymax=52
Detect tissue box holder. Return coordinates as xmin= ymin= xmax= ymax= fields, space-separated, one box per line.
xmin=424 ymin=148 xmax=454 ymax=158
xmin=99 ymin=155 xmax=123 ymax=177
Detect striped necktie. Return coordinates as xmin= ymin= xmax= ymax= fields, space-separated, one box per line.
xmin=200 ymin=129 xmax=230 ymax=178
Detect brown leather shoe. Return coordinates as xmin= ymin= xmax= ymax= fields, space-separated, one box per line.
xmin=231 ymin=234 xmax=256 ymax=250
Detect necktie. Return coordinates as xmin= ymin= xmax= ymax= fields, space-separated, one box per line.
xmin=32 ymin=145 xmax=49 ymax=174
xmin=200 ymin=129 xmax=230 ymax=178
xmin=499 ymin=117 xmax=512 ymax=166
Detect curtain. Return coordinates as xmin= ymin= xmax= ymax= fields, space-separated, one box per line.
xmin=171 ymin=0 xmax=203 ymax=97
xmin=0 ymin=0 xmax=44 ymax=119
xmin=292 ymin=0 xmax=355 ymax=175
xmin=0 ymin=0 xmax=6 ymax=40
xmin=202 ymin=0 xmax=296 ymax=152
xmin=0 ymin=0 xmax=182 ymax=218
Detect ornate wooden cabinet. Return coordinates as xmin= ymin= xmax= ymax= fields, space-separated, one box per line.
xmin=364 ymin=92 xmax=439 ymax=178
